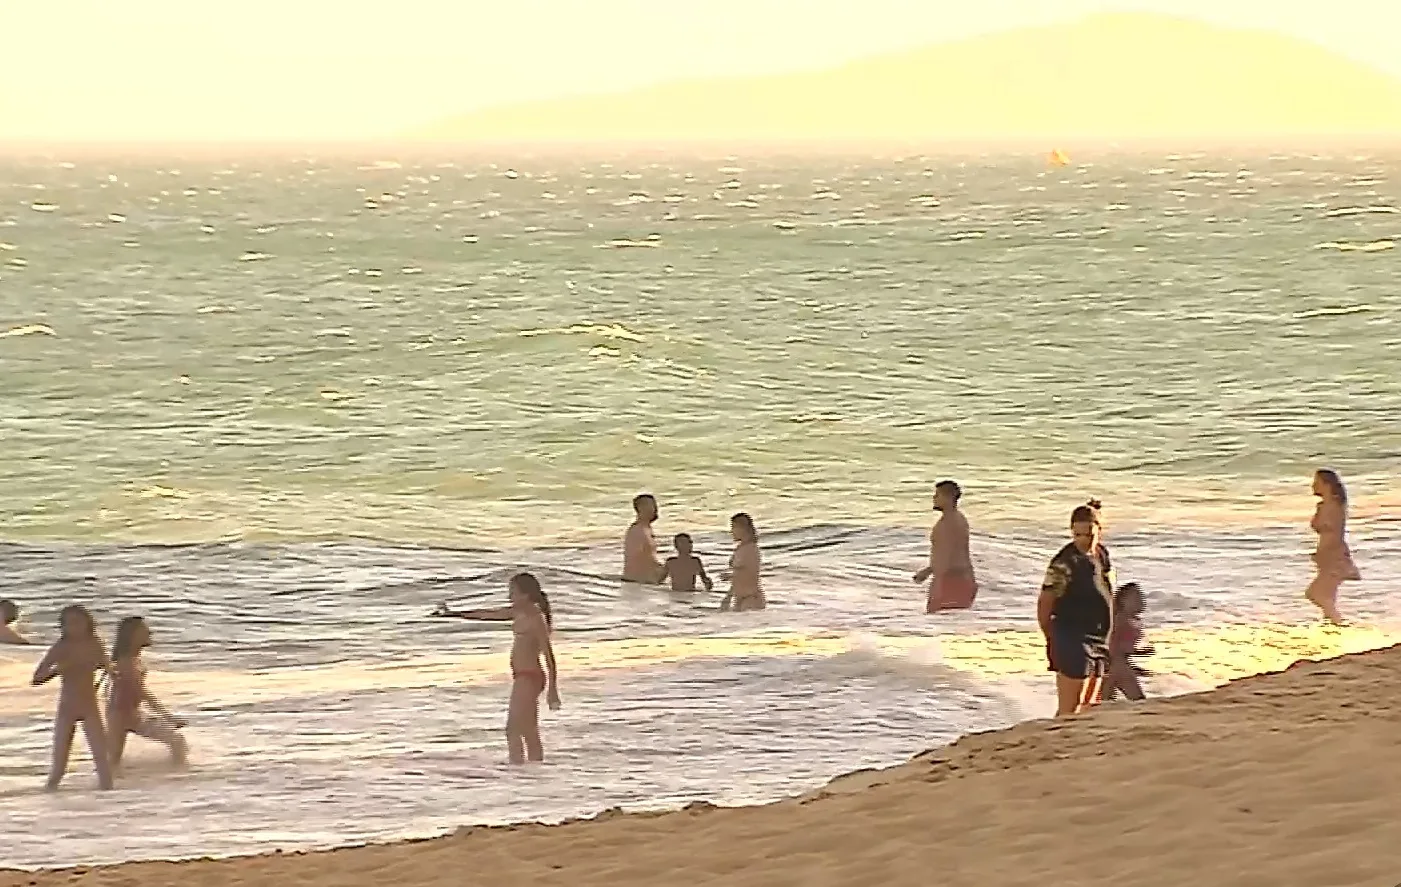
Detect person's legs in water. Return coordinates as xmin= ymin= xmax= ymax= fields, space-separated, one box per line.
xmin=108 ymin=722 xmax=130 ymax=772
xmin=506 ymin=673 xmax=544 ymax=764
xmin=1305 ymin=571 xmax=1344 ymax=624
xmin=134 ymin=716 xmax=189 ymax=766
xmin=520 ymin=689 xmax=544 ymax=763
xmin=80 ymin=713 xmax=114 ymax=790
xmin=46 ymin=709 xmax=78 ymax=791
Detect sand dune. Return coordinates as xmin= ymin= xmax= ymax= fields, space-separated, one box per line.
xmin=7 ymin=642 xmax=1401 ymax=887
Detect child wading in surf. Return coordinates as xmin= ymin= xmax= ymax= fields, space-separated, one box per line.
xmin=659 ymin=533 xmax=714 ymax=593
xmin=1103 ymin=582 xmax=1153 ymax=702
xmin=107 ymin=616 xmax=189 ymax=771
xmin=433 ymin=572 xmax=561 ymax=764
xmin=31 ymin=604 xmax=114 ymax=790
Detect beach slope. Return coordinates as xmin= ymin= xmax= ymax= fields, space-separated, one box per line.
xmin=7 ymin=644 xmax=1401 ymax=887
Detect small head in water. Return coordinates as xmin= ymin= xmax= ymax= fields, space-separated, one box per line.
xmin=933 ymin=480 xmax=962 ymax=513
xmin=1312 ymin=469 xmax=1348 ymax=507
xmin=0 ymin=600 xmax=17 ymax=626
xmin=633 ymin=493 xmax=658 ymax=524
xmin=1069 ymin=499 xmax=1102 ymax=553
xmin=1115 ymin=582 xmax=1146 ymax=618
xmin=731 ymin=512 xmax=758 ymax=544
xmin=112 ymin=616 xmax=152 ymax=661
xmin=509 ymin=571 xmax=553 ymax=627
xmin=673 ymin=533 xmax=693 ymax=556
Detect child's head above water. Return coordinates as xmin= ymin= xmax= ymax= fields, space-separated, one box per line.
xmin=1115 ymin=582 xmax=1146 ymax=617
xmin=673 ymin=533 xmax=693 ymax=555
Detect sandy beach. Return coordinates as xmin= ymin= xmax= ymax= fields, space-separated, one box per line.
xmin=7 ymin=642 xmax=1399 ymax=887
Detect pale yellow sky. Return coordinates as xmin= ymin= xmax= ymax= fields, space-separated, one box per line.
xmin=2 ymin=0 xmax=1400 ymax=142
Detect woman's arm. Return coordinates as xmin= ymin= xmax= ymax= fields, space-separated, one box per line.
xmin=432 ymin=603 xmax=515 ymax=620
xmin=131 ymin=664 xmax=179 ymax=724
xmin=538 ymin=615 xmax=561 ymax=711
xmin=1038 ymin=560 xmax=1068 ymax=638
xmin=31 ymin=644 xmax=60 ymax=685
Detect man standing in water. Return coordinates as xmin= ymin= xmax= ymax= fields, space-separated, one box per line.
xmin=623 ymin=493 xmax=663 ymax=583
xmin=913 ymin=480 xmax=977 ymax=613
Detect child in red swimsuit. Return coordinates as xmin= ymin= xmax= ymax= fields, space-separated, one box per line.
xmin=1103 ymin=582 xmax=1153 ymax=702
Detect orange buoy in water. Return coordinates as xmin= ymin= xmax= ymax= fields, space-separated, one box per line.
xmin=1048 ymin=149 xmax=1070 ymax=167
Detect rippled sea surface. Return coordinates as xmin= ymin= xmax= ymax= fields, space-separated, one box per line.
xmin=1 ymin=148 xmax=1399 ymax=867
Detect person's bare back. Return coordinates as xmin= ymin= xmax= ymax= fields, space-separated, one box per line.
xmin=623 ymin=494 xmax=662 ymax=583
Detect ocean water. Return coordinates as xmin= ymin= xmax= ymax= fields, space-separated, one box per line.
xmin=1 ymin=148 xmax=1399 ymax=868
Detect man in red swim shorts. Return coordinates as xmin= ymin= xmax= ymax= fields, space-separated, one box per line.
xmin=913 ymin=480 xmax=978 ymax=613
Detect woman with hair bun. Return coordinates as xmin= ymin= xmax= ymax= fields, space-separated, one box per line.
xmin=1037 ymin=500 xmax=1115 ymax=717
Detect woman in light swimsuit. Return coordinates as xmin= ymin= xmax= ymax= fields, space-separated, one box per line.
xmin=720 ymin=512 xmax=765 ymax=611
xmin=106 ymin=616 xmax=189 ymax=772
xmin=433 ymin=572 xmax=561 ymax=764
xmin=31 ymin=604 xmax=114 ymax=790
xmin=1305 ymin=468 xmax=1359 ymax=625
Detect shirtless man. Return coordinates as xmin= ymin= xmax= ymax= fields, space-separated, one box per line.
xmin=913 ymin=480 xmax=977 ymax=613
xmin=0 ymin=600 xmax=30 ymax=644
xmin=623 ymin=493 xmax=663 ymax=584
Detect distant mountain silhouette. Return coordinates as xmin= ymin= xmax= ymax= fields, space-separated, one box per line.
xmin=414 ymin=13 xmax=1401 ymax=142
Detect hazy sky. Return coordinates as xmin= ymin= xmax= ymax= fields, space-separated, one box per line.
xmin=3 ymin=0 xmax=1400 ymax=141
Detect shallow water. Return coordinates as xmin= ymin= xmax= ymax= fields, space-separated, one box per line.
xmin=0 ymin=149 xmax=1398 ymax=867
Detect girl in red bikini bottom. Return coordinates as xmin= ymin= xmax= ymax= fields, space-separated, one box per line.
xmin=433 ymin=572 xmax=561 ymax=764
xmin=1103 ymin=583 xmax=1154 ymax=702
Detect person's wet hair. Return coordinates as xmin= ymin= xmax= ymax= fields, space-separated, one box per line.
xmin=511 ymin=572 xmax=553 ymax=627
xmin=731 ymin=512 xmax=758 ymax=542
xmin=112 ymin=616 xmax=149 ymax=661
xmin=1069 ymin=499 xmax=1102 ymax=526
xmin=59 ymin=604 xmax=99 ymax=643
xmin=632 ymin=493 xmax=656 ymax=514
xmin=0 ymin=600 xmax=17 ymax=623
xmin=935 ymin=480 xmax=962 ymax=504
xmin=1316 ymin=469 xmax=1348 ymax=507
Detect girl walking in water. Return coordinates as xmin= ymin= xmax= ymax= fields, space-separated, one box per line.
xmin=433 ymin=572 xmax=561 ymax=764
xmin=1306 ymin=468 xmax=1359 ymax=625
xmin=106 ymin=616 xmax=189 ymax=772
xmin=31 ymin=604 xmax=115 ymax=790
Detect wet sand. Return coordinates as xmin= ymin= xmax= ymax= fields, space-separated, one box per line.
xmin=7 ymin=643 xmax=1400 ymax=887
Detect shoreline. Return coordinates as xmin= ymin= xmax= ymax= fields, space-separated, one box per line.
xmin=7 ymin=642 xmax=1400 ymax=886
